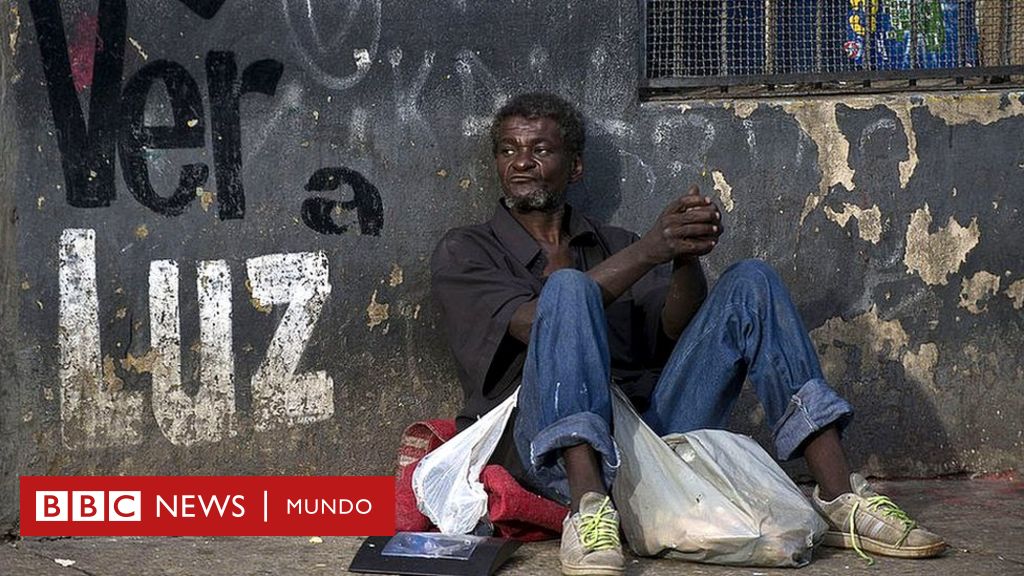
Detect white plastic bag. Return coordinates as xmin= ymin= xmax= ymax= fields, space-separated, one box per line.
xmin=411 ymin=389 xmax=518 ymax=534
xmin=610 ymin=387 xmax=827 ymax=567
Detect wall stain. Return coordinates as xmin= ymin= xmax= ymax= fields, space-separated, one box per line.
xmin=366 ymin=289 xmax=389 ymax=331
xmin=101 ymin=356 xmax=126 ymax=394
xmin=922 ymin=92 xmax=1024 ymax=126
xmin=774 ymin=96 xmax=920 ymax=227
xmin=197 ymin=187 xmax=215 ymax=212
xmin=1006 ymin=279 xmax=1024 ymax=310
xmin=729 ymin=100 xmax=758 ymax=119
xmin=711 ymin=169 xmax=734 ymax=212
xmin=824 ymin=202 xmax=882 ymax=244
xmin=904 ymin=203 xmax=980 ymax=286
xmin=959 ymin=271 xmax=1001 ymax=314
xmin=121 ymin=349 xmax=158 ymax=374
xmin=811 ymin=306 xmax=939 ymax=393
xmin=779 ymin=101 xmax=855 ymax=225
xmin=812 ymin=306 xmax=909 ymax=383
xmin=388 ymin=263 xmax=404 ymax=287
xmin=245 ymin=278 xmax=273 ymax=314
xmin=842 ymin=99 xmax=919 ymax=189
xmin=890 ymin=103 xmax=918 ymax=189
xmin=8 ymin=3 xmax=19 ymax=56
xmin=902 ymin=342 xmax=939 ymax=394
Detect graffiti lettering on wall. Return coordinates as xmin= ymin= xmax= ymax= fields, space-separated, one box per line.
xmin=28 ymin=0 xmax=383 ymax=233
xmin=59 ymin=229 xmax=335 ymax=449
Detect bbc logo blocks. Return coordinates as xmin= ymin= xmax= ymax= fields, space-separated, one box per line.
xmin=35 ymin=491 xmax=142 ymax=522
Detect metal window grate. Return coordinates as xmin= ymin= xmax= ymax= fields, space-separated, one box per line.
xmin=644 ymin=0 xmax=1024 ymax=96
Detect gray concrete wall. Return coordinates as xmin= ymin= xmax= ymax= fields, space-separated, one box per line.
xmin=1 ymin=0 xmax=21 ymax=533
xmin=2 ymin=0 xmax=1022 ymax=528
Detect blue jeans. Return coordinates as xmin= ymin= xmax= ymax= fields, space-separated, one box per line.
xmin=512 ymin=260 xmax=854 ymax=505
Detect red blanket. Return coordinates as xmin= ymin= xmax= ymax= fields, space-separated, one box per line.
xmin=395 ymin=419 xmax=567 ymax=541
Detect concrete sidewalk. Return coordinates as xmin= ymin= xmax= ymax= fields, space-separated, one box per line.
xmin=4 ymin=477 xmax=1022 ymax=576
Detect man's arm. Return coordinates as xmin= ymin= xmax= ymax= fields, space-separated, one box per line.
xmin=660 ymin=257 xmax=708 ymax=341
xmin=508 ymin=187 xmax=721 ymax=343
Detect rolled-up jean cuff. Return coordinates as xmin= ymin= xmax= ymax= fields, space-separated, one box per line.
xmin=529 ymin=411 xmax=620 ymax=488
xmin=772 ymin=378 xmax=854 ymax=461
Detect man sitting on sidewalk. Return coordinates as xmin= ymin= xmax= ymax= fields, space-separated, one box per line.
xmin=430 ymin=92 xmax=946 ymax=575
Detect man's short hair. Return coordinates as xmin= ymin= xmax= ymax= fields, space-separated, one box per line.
xmin=490 ymin=92 xmax=586 ymax=158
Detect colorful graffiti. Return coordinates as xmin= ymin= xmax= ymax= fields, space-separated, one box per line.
xmin=845 ymin=0 xmax=972 ymax=69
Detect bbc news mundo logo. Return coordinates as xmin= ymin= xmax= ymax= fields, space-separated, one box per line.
xmin=20 ymin=476 xmax=395 ymax=536
xmin=35 ymin=491 xmax=142 ymax=522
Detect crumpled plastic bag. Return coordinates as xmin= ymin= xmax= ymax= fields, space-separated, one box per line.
xmin=610 ymin=387 xmax=827 ymax=567
xmin=411 ymin=389 xmax=518 ymax=534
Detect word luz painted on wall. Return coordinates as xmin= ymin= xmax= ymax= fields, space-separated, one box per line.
xmin=59 ymin=229 xmax=334 ymax=449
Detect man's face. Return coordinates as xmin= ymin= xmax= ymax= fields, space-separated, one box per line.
xmin=495 ymin=116 xmax=583 ymax=212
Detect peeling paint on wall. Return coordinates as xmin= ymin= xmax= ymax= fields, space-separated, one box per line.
xmin=8 ymin=3 xmax=19 ymax=55
xmin=197 ymin=187 xmax=215 ymax=212
xmin=922 ymin=92 xmax=1024 ymax=126
xmin=812 ymin=306 xmax=909 ymax=384
xmin=729 ymin=100 xmax=758 ymax=119
xmin=890 ymin=103 xmax=918 ymax=189
xmin=120 ymin=349 xmax=157 ymax=374
xmin=811 ymin=305 xmax=909 ymax=362
xmin=841 ymin=98 xmax=919 ymax=189
xmin=780 ymin=101 xmax=855 ymax=224
xmin=388 ymin=263 xmax=404 ymax=287
xmin=1006 ymin=279 xmax=1024 ymax=310
xmin=959 ymin=271 xmax=1001 ymax=314
xmin=823 ymin=203 xmax=882 ymax=243
xmin=811 ymin=306 xmax=939 ymax=394
xmin=366 ymin=289 xmax=390 ymax=330
xmin=711 ymin=170 xmax=734 ymax=212
xmin=902 ymin=342 xmax=940 ymax=393
xmin=904 ymin=203 xmax=980 ymax=286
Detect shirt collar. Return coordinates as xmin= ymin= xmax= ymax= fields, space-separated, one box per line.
xmin=489 ymin=200 xmax=599 ymax=266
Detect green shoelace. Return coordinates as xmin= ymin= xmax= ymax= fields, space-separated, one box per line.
xmin=578 ymin=497 xmax=620 ymax=551
xmin=848 ymin=495 xmax=917 ymax=565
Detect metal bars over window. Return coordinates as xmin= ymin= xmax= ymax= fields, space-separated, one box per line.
xmin=644 ymin=0 xmax=1024 ymax=96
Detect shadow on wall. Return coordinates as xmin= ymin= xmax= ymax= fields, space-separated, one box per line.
xmin=567 ymin=122 xmax=623 ymax=224
xmin=729 ymin=342 xmax=955 ymax=481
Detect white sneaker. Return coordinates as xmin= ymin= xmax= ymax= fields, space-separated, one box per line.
xmin=559 ymin=492 xmax=624 ymax=576
xmin=811 ymin=473 xmax=947 ymax=563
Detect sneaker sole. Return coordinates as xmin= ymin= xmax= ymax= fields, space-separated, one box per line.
xmin=821 ymin=530 xmax=947 ymax=558
xmin=560 ymin=564 xmax=624 ymax=576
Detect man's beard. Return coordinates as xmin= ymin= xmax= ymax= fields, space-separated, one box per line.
xmin=503 ymin=185 xmax=565 ymax=213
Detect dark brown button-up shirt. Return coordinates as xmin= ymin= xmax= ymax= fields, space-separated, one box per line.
xmin=430 ymin=201 xmax=672 ymax=432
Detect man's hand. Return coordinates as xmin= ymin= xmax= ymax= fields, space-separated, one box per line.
xmin=640 ymin=185 xmax=723 ymax=265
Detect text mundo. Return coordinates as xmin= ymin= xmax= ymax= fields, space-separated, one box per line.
xmin=286 ymin=498 xmax=374 ymax=516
